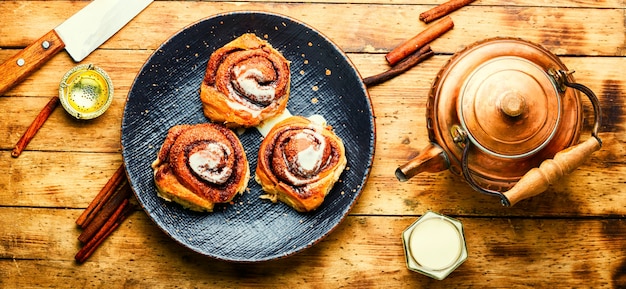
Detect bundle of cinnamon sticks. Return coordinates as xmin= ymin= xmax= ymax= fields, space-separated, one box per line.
xmin=363 ymin=16 xmax=452 ymax=87
xmin=363 ymin=0 xmax=475 ymax=87
xmin=74 ymin=164 xmax=135 ymax=263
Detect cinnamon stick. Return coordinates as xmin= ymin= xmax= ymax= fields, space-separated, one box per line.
xmin=364 ymin=45 xmax=435 ymax=87
xmin=385 ymin=16 xmax=454 ymax=66
xmin=420 ymin=0 xmax=476 ymax=23
xmin=75 ymin=198 xmax=134 ymax=263
xmin=11 ymin=96 xmax=60 ymax=158
xmin=78 ymin=180 xmax=131 ymax=244
xmin=76 ymin=164 xmax=127 ymax=228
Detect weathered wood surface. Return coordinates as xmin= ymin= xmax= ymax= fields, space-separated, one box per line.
xmin=1 ymin=1 xmax=625 ymax=288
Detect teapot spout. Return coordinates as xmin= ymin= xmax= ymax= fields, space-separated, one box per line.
xmin=396 ymin=143 xmax=450 ymax=182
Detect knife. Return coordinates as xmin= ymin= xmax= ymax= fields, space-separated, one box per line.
xmin=0 ymin=0 xmax=153 ymax=96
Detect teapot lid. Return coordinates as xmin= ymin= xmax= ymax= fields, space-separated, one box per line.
xmin=458 ymin=56 xmax=561 ymax=158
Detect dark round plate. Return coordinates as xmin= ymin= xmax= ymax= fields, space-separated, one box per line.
xmin=121 ymin=11 xmax=375 ymax=262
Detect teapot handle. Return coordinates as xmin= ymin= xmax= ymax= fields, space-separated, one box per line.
xmin=461 ymin=70 xmax=602 ymax=206
xmin=502 ymin=137 xmax=601 ymax=206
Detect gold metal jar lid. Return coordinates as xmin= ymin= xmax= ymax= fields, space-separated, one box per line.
xmin=402 ymin=211 xmax=468 ymax=280
xmin=59 ymin=64 xmax=113 ymax=120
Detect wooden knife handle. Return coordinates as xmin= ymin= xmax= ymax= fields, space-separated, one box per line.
xmin=503 ymin=137 xmax=602 ymax=206
xmin=0 ymin=30 xmax=65 ymax=96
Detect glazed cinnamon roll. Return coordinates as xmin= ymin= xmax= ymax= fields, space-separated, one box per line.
xmin=200 ymin=33 xmax=291 ymax=128
xmin=255 ymin=116 xmax=347 ymax=212
xmin=151 ymin=123 xmax=250 ymax=212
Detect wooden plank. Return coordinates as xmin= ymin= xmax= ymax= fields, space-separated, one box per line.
xmin=0 ymin=147 xmax=624 ymax=217
xmin=0 ymin=95 xmax=125 ymax=153
xmin=0 ymin=207 xmax=624 ymax=288
xmin=0 ymin=151 xmax=124 ymax=207
xmin=0 ymin=2 xmax=623 ymax=55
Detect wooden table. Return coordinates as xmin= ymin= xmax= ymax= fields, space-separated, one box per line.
xmin=1 ymin=0 xmax=625 ymax=287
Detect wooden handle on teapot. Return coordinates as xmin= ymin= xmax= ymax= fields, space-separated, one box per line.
xmin=503 ymin=137 xmax=601 ymax=206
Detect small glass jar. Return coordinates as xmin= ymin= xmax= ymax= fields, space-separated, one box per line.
xmin=402 ymin=211 xmax=468 ymax=280
xmin=59 ymin=64 xmax=113 ymax=120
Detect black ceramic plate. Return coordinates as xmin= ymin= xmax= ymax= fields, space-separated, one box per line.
xmin=121 ymin=11 xmax=375 ymax=262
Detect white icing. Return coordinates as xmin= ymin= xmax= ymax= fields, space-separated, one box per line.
xmin=223 ymin=66 xmax=269 ymax=117
xmin=282 ymin=129 xmax=327 ymax=185
xmin=282 ymin=166 xmax=309 ymax=186
xmin=224 ymin=94 xmax=263 ymax=118
xmin=294 ymin=132 xmax=324 ymax=173
xmin=307 ymin=114 xmax=327 ymax=126
xmin=188 ymin=143 xmax=232 ymax=184
xmin=256 ymin=109 xmax=293 ymax=137
xmin=255 ymin=110 xmax=327 ymax=138
xmin=233 ymin=66 xmax=276 ymax=103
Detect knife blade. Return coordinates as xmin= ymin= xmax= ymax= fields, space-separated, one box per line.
xmin=0 ymin=0 xmax=153 ymax=96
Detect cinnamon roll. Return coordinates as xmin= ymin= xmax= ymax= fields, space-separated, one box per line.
xmin=255 ymin=116 xmax=347 ymax=212
xmin=200 ymin=33 xmax=291 ymax=128
xmin=151 ymin=123 xmax=250 ymax=212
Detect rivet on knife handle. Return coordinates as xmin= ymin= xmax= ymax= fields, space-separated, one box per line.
xmin=0 ymin=30 xmax=65 ymax=96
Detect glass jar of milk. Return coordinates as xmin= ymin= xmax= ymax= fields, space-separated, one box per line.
xmin=402 ymin=211 xmax=468 ymax=280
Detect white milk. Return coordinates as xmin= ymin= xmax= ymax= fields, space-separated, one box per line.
xmin=408 ymin=217 xmax=463 ymax=270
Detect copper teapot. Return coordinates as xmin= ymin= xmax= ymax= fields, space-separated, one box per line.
xmin=396 ymin=38 xmax=602 ymax=206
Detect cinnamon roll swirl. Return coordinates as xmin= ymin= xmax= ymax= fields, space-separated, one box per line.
xmin=255 ymin=116 xmax=347 ymax=212
xmin=151 ymin=123 xmax=250 ymax=212
xmin=200 ymin=33 xmax=291 ymax=128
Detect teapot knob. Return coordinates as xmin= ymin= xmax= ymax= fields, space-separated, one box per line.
xmin=499 ymin=91 xmax=526 ymax=117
